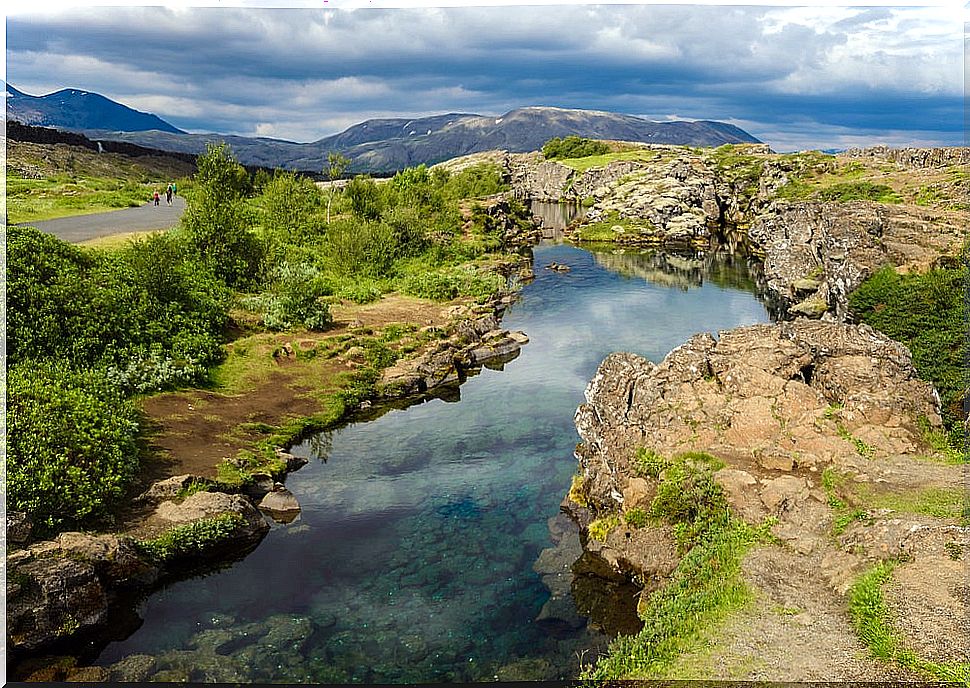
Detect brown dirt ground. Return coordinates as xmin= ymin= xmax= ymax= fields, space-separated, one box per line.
xmin=133 ymin=294 xmax=458 ymax=488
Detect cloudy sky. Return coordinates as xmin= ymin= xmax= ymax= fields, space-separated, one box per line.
xmin=5 ymin=1 xmax=966 ymax=151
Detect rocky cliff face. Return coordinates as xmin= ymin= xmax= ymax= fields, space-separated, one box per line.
xmin=841 ymin=146 xmax=970 ymax=168
xmin=507 ymin=144 xmax=967 ymax=321
xmin=568 ymin=320 xmax=966 ymax=679
xmin=748 ymin=201 xmax=965 ymax=320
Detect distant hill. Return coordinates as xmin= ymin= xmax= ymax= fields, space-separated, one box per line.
xmin=86 ymin=106 xmax=761 ymax=173
xmin=6 ymin=84 xmax=184 ymax=134
xmin=8 ymin=83 xmax=761 ymax=172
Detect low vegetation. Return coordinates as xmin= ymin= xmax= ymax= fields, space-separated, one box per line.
xmin=587 ymin=451 xmax=771 ymax=679
xmin=848 ymin=263 xmax=968 ymax=453
xmin=849 ymin=562 xmax=970 ymax=682
xmin=542 ymin=135 xmax=610 ymax=161
xmin=6 ymin=141 xmax=519 ymax=535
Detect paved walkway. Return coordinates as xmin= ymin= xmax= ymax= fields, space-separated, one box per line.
xmin=17 ymin=196 xmax=186 ymax=243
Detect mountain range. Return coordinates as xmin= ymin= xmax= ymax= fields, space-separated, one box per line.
xmin=6 ymin=84 xmax=761 ymax=172
xmin=6 ymin=84 xmax=184 ymax=135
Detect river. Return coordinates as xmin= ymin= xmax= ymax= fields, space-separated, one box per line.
xmin=91 ymin=239 xmax=771 ymax=682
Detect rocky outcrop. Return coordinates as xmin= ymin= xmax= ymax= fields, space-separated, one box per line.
xmin=567 ymin=318 xmax=967 ymax=676
xmin=574 ymin=320 xmax=940 ymax=512
xmin=7 ymin=532 xmax=157 ymax=653
xmin=580 ymin=152 xmax=721 ymax=247
xmin=378 ymin=296 xmax=530 ymax=398
xmin=841 ymin=146 xmax=970 ymax=169
xmin=7 ymin=489 xmax=270 ymax=657
xmin=748 ymin=200 xmax=966 ymax=319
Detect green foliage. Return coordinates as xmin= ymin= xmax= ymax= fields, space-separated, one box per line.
xmin=323 ymin=218 xmax=399 ymax=277
xmin=588 ymin=514 xmax=622 ymax=541
xmin=648 ymin=452 xmax=728 ymax=548
xmin=135 ymin=513 xmax=246 ymax=564
xmin=816 ymin=181 xmax=901 ymax=203
xmin=260 ymin=171 xmax=324 ymax=267
xmin=624 ymin=508 xmax=649 ymax=528
xmin=632 ymin=448 xmax=670 ymax=479
xmin=849 ymin=265 xmax=968 ymax=442
xmin=848 ymin=562 xmax=970 ymax=681
xmin=399 ymin=266 xmax=505 ymax=301
xmin=253 ymin=262 xmax=333 ymax=331
xmin=7 ymin=226 xmax=229 ymax=386
xmin=7 ymin=363 xmax=141 ymax=532
xmin=344 ymin=175 xmax=385 ymax=221
xmin=439 ymin=163 xmax=509 ymax=200
xmin=588 ymin=518 xmax=757 ymax=679
xmin=180 ymin=143 xmax=265 ymax=289
xmin=542 ymin=136 xmax=610 ymax=160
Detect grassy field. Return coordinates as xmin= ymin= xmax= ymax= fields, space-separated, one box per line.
xmin=6 ymin=139 xmax=194 ymax=223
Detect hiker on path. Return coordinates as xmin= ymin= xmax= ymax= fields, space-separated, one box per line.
xmin=166 ymin=184 xmax=173 ymax=205
xmin=153 ymin=190 xmax=160 ymax=206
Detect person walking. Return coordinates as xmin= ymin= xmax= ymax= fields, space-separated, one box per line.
xmin=166 ymin=184 xmax=173 ymax=205
xmin=153 ymin=190 xmax=160 ymax=206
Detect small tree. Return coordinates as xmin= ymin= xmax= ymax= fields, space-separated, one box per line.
xmin=180 ymin=143 xmax=264 ymax=289
xmin=325 ymin=152 xmax=350 ymax=224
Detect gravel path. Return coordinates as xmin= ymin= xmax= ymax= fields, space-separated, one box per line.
xmin=16 ymin=196 xmax=186 ymax=243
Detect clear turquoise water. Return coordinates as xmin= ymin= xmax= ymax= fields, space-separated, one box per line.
xmin=94 ymin=242 xmax=770 ymax=683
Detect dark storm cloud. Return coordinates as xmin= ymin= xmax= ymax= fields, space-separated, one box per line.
xmin=6 ymin=4 xmax=963 ymax=150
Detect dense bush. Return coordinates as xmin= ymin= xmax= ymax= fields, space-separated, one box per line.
xmin=542 ymin=136 xmax=610 ymax=160
xmin=180 ymin=143 xmax=265 ymax=288
xmin=400 ymin=266 xmax=505 ymax=301
xmin=849 ymin=265 xmax=968 ymax=438
xmin=7 ymin=363 xmax=141 ymax=531
xmin=259 ymin=262 xmax=333 ymax=331
xmin=7 ymin=226 xmax=229 ymax=376
xmin=260 ymin=171 xmax=324 ymax=267
xmin=323 ymin=218 xmax=399 ymax=276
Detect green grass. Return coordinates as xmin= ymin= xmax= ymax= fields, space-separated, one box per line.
xmin=556 ymin=148 xmax=671 ymax=173
xmin=586 ymin=450 xmax=770 ymax=679
xmin=854 ymin=486 xmax=967 ymax=521
xmin=849 ymin=562 xmax=970 ymax=682
xmin=134 ymin=513 xmax=247 ymax=564
xmin=821 ymin=467 xmax=870 ymax=536
xmin=6 ymin=172 xmax=155 ymax=223
xmin=587 ymin=519 xmax=757 ymax=679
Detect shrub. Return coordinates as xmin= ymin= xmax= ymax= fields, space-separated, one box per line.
xmin=344 ymin=175 xmax=385 ymax=221
xmin=7 ymin=363 xmax=141 ymax=531
xmin=440 ymin=163 xmax=509 ymax=200
xmin=400 ymin=266 xmax=505 ymax=301
xmin=648 ymin=452 xmax=729 ymax=547
xmin=180 ymin=143 xmax=265 ymax=289
xmin=543 ymin=136 xmax=610 ymax=160
xmin=323 ymin=218 xmax=398 ymax=277
xmin=849 ymin=265 xmax=967 ymax=442
xmin=632 ymin=448 xmax=670 ymax=478
xmin=259 ymin=262 xmax=333 ymax=331
xmin=6 ymin=226 xmax=229 ymax=374
xmin=261 ymin=171 xmax=324 ymax=266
